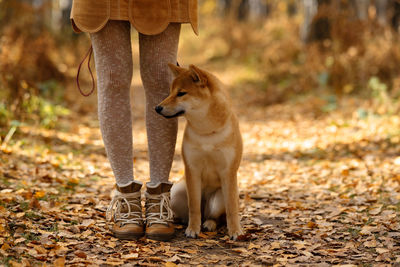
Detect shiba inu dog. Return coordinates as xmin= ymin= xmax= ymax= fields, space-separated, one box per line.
xmin=155 ymin=64 xmax=243 ymax=240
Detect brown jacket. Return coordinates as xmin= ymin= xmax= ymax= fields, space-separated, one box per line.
xmin=70 ymin=0 xmax=198 ymax=35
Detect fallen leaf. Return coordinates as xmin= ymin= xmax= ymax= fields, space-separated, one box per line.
xmin=34 ymin=191 xmax=46 ymax=198
xmin=121 ymin=253 xmax=139 ymax=259
xmin=68 ymin=177 xmax=80 ymax=185
xmin=106 ymin=259 xmax=125 ymax=266
xmin=232 ymin=247 xmax=248 ymax=254
xmin=248 ymin=242 xmax=261 ymax=249
xmin=270 ymin=241 xmax=281 ymax=249
xmin=376 ymin=248 xmax=389 ymax=254
xmin=81 ymin=219 xmax=95 ymax=227
xmin=369 ymin=206 xmax=382 ymax=215
xmin=166 ymin=255 xmax=181 ymax=263
xmin=197 ymin=233 xmax=208 ymax=239
xmin=54 ymin=257 xmax=65 ymax=267
xmin=302 ymin=250 xmax=313 ymax=258
xmin=306 ymin=221 xmax=318 ymax=229
xmin=33 ymin=245 xmax=47 ymax=254
xmin=236 ymin=232 xmax=252 ymax=241
xmin=1 ymin=243 xmax=10 ymax=251
xmin=364 ymin=240 xmax=377 ymax=248
xmin=294 ymin=241 xmax=306 ymax=250
xmin=9 ymin=260 xmax=23 ymax=267
xmin=29 ymin=197 xmax=41 ymax=209
xmin=74 ymin=250 xmax=87 ymax=259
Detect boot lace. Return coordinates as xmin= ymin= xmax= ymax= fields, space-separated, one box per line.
xmin=106 ymin=191 xmax=142 ymax=226
xmin=145 ymin=192 xmax=173 ymax=226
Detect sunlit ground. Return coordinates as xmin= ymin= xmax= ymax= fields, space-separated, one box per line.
xmin=1 ymin=82 xmax=400 ymax=264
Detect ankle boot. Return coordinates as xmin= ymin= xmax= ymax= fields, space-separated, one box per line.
xmin=145 ymin=182 xmax=174 ymax=241
xmin=106 ymin=181 xmax=144 ymax=240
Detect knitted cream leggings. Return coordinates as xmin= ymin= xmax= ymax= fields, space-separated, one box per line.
xmin=90 ymin=21 xmax=180 ymax=187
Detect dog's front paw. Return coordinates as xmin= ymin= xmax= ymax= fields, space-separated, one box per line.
xmin=185 ymin=226 xmax=200 ymax=238
xmin=228 ymin=228 xmax=243 ymax=241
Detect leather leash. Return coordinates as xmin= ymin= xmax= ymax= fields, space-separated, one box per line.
xmin=76 ymin=45 xmax=95 ymax=96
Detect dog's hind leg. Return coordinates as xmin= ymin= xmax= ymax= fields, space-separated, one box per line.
xmin=171 ymin=179 xmax=189 ymax=223
xmin=203 ymin=189 xmax=225 ymax=231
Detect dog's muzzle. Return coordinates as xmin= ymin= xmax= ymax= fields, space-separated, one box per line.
xmin=155 ymin=106 xmax=185 ymax=118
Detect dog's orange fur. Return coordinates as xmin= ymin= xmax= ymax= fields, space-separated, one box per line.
xmin=156 ymin=64 xmax=243 ymax=240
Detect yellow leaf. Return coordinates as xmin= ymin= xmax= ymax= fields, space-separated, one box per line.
xmin=1 ymin=243 xmax=10 ymax=251
xmin=165 ymin=263 xmax=177 ymax=267
xmin=21 ymin=80 xmax=28 ymax=89
xmin=68 ymin=177 xmax=80 ymax=185
xmin=34 ymin=191 xmax=46 ymax=198
xmin=341 ymin=169 xmax=349 ymax=176
xmin=307 ymin=221 xmax=318 ymax=229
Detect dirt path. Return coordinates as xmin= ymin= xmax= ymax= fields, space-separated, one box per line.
xmin=1 ymin=90 xmax=400 ymax=265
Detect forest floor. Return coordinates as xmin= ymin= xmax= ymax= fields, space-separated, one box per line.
xmin=1 ymin=79 xmax=400 ymax=266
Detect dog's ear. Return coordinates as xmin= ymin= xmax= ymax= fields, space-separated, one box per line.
xmin=168 ymin=63 xmax=186 ymax=77
xmin=189 ymin=65 xmax=207 ymax=86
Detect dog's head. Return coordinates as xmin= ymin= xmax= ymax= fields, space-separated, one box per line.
xmin=155 ymin=64 xmax=213 ymax=118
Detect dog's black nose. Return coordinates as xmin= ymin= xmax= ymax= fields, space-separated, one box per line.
xmin=155 ymin=106 xmax=163 ymax=114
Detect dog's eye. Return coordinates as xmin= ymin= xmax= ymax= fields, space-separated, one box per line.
xmin=177 ymin=91 xmax=187 ymax=97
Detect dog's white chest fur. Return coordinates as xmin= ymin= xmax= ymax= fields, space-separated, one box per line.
xmin=201 ymin=144 xmax=214 ymax=151
xmin=183 ymin=121 xmax=235 ymax=184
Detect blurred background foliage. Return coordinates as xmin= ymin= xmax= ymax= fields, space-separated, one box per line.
xmin=0 ymin=0 xmax=400 ymax=133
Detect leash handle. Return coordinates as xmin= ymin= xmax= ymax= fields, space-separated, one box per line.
xmin=76 ymin=45 xmax=95 ymax=96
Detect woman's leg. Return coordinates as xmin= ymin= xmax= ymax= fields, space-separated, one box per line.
xmin=139 ymin=23 xmax=181 ymax=240
xmin=139 ymin=23 xmax=181 ymax=185
xmin=91 ymin=21 xmax=134 ymax=187
xmin=92 ymin=21 xmax=144 ymax=239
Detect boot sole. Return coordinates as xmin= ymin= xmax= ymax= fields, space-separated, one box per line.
xmin=146 ymin=232 xmax=174 ymax=241
xmin=113 ymin=231 xmax=144 ymax=240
